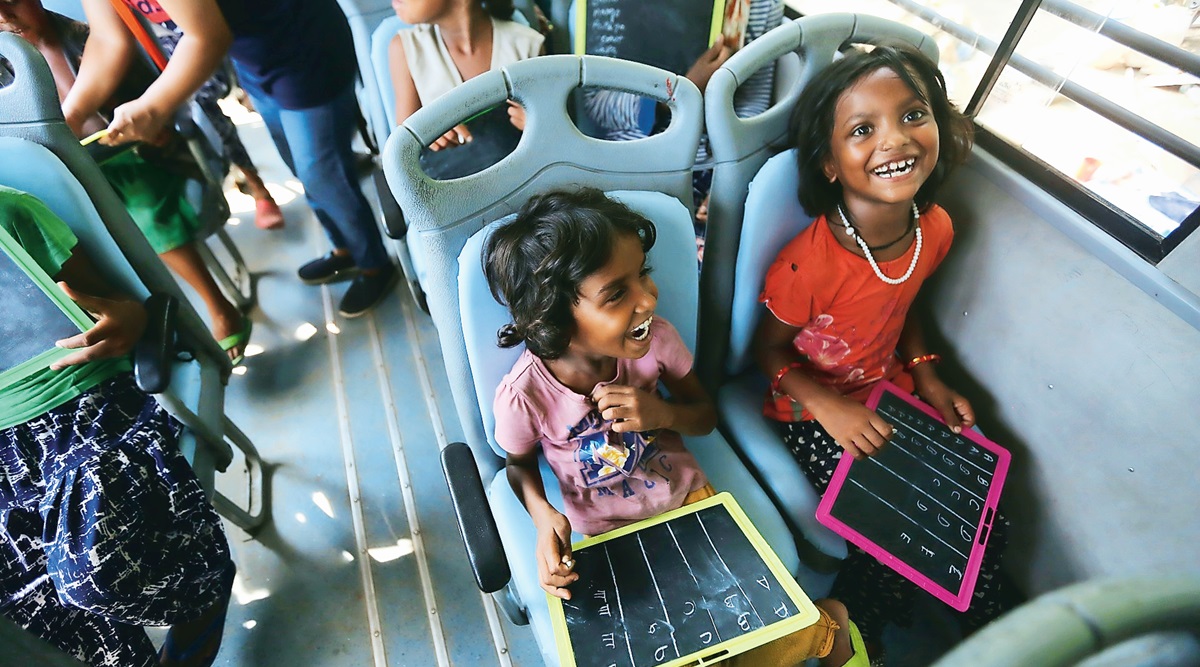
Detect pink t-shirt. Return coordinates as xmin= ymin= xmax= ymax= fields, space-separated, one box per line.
xmin=493 ymin=317 xmax=708 ymax=536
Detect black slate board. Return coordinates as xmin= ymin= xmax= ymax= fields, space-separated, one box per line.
xmin=550 ymin=493 xmax=819 ymax=667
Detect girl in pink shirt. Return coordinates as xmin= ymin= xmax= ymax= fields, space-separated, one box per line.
xmin=487 ymin=188 xmax=868 ymax=666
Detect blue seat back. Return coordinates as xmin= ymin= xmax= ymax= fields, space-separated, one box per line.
xmin=369 ymin=14 xmax=411 ymax=141
xmin=698 ymin=13 xmax=938 ymax=388
xmin=461 ymin=191 xmax=698 ymax=459
xmin=382 ymin=54 xmax=701 ymax=474
xmin=338 ymin=0 xmax=405 ymax=148
xmin=725 ymin=148 xmax=813 ymax=376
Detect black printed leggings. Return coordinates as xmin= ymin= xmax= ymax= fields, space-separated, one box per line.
xmin=775 ymin=419 xmax=1012 ymax=646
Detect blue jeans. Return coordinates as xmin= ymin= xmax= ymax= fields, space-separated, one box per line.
xmin=237 ymin=76 xmax=390 ymax=271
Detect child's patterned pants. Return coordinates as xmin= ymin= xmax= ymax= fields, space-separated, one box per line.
xmin=1 ymin=375 xmax=235 ymax=666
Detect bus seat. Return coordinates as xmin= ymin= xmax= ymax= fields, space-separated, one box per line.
xmin=369 ymin=12 xmax=433 ymax=309
xmin=337 ymin=0 xmax=399 ymax=151
xmin=383 ymin=54 xmax=807 ymax=664
xmin=697 ymin=14 xmax=938 ymax=565
xmin=931 ymin=575 xmax=1200 ymax=667
xmin=0 ymin=32 xmax=266 ymax=535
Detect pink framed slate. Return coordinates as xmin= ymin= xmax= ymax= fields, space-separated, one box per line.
xmin=815 ymin=381 xmax=1010 ymax=611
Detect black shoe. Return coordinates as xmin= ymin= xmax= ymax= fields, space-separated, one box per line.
xmin=338 ymin=265 xmax=398 ymax=318
xmin=298 ymin=253 xmax=358 ymax=285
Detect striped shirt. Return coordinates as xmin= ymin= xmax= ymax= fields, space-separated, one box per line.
xmin=582 ymin=0 xmax=785 ymax=166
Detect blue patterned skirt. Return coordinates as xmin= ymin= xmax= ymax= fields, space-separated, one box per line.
xmin=0 ymin=373 xmax=233 ymax=666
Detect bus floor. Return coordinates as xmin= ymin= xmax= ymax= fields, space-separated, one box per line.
xmin=190 ymin=101 xmax=964 ymax=666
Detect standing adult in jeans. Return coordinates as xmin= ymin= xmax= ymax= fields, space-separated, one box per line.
xmin=73 ymin=0 xmax=397 ymax=317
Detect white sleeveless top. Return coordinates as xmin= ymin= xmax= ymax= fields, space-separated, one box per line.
xmin=397 ymin=17 xmax=544 ymax=107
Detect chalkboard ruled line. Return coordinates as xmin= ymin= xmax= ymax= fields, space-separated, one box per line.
xmin=882 ymin=405 xmax=993 ymax=478
xmin=667 ymin=525 xmax=723 ymax=643
xmin=637 ymin=533 xmax=681 ymax=659
xmin=846 ymin=478 xmax=969 ymax=559
xmin=603 ymin=543 xmax=638 ymax=666
xmin=864 ymin=457 xmax=974 ymax=528
xmin=884 ymin=438 xmax=986 ymax=504
xmin=697 ymin=514 xmax=766 ymax=628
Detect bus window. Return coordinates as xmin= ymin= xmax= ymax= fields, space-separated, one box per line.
xmin=789 ymin=0 xmax=1200 ymax=262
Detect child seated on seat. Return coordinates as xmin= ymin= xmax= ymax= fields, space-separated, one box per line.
xmin=485 ymin=188 xmax=868 ymax=666
xmin=388 ymin=0 xmax=543 ymax=150
xmin=0 ymin=186 xmax=234 ymax=667
xmin=0 ymin=0 xmax=250 ymax=363
xmin=753 ymin=44 xmax=1011 ymax=660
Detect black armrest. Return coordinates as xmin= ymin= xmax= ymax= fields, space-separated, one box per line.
xmin=134 ymin=293 xmax=177 ymax=394
xmin=372 ymin=169 xmax=408 ymax=239
xmin=441 ymin=442 xmax=510 ymax=593
xmin=173 ymin=113 xmax=199 ymax=140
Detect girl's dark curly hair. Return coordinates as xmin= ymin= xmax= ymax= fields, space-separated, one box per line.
xmin=480 ymin=0 xmax=515 ymax=19
xmin=787 ymin=43 xmax=974 ymax=217
xmin=484 ymin=188 xmax=657 ymax=360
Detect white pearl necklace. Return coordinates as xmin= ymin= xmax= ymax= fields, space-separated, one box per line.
xmin=836 ymin=203 xmax=922 ymax=285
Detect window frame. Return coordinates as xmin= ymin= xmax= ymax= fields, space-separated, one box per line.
xmin=786 ymin=0 xmax=1200 ymax=263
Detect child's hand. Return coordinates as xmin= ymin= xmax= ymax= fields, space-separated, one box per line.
xmin=592 ymin=384 xmax=673 ymax=433
xmin=809 ymin=395 xmax=894 ymax=460
xmin=915 ymin=376 xmax=975 ymax=434
xmin=103 ymin=98 xmax=171 ymax=147
xmin=507 ymin=100 xmax=527 ymax=131
xmin=50 ymin=282 xmax=147 ymax=370
xmin=534 ymin=509 xmax=578 ymax=600
xmin=684 ymin=36 xmax=733 ymax=94
xmin=430 ymin=124 xmax=472 ymax=151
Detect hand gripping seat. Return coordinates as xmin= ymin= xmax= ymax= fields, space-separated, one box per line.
xmin=382 ymin=54 xmax=804 ymax=665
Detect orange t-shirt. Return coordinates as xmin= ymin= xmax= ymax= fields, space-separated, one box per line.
xmin=759 ymin=205 xmax=954 ymax=421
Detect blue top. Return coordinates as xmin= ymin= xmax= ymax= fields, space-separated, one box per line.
xmin=129 ymin=0 xmax=357 ymax=109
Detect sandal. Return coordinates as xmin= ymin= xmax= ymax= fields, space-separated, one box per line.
xmin=158 ymin=599 xmax=230 ymax=667
xmin=217 ymin=320 xmax=252 ymax=366
xmin=844 ymin=620 xmax=875 ymax=667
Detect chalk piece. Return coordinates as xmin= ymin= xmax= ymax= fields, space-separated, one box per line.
xmin=79 ymin=128 xmax=110 ymax=146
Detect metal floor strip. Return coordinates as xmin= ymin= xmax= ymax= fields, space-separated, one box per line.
xmin=367 ymin=313 xmax=451 ymax=667
xmin=321 ymin=283 xmax=388 ymax=667
xmin=397 ymin=292 xmax=515 ymax=667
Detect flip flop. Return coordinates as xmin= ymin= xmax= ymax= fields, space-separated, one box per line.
xmin=844 ymin=620 xmax=875 ymax=667
xmin=217 ymin=320 xmax=252 ymax=366
xmin=158 ymin=599 xmax=230 ymax=667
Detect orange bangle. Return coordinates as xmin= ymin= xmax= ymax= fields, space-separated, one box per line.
xmin=905 ymin=353 xmax=941 ymax=370
xmin=770 ymin=362 xmax=805 ymax=394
